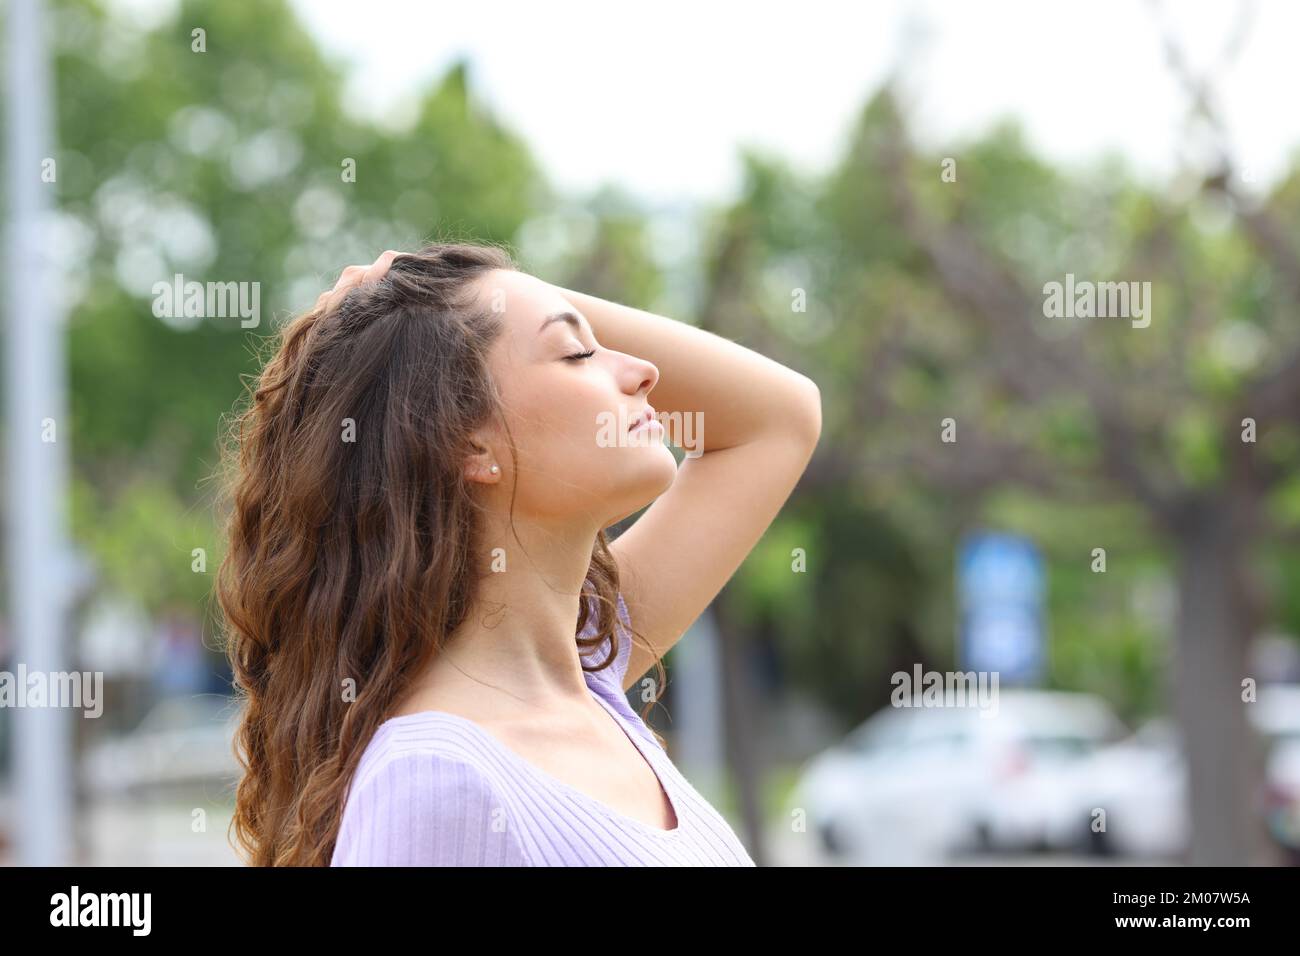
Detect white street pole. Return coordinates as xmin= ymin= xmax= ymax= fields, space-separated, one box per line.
xmin=5 ymin=0 xmax=74 ymax=865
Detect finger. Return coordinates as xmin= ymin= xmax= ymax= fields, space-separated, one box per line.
xmin=333 ymin=264 xmax=367 ymax=293
xmin=319 ymin=251 xmax=402 ymax=315
xmin=322 ymin=264 xmax=369 ymax=312
xmin=361 ymin=249 xmax=399 ymax=284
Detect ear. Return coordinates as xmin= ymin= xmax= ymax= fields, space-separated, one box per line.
xmin=463 ymin=432 xmax=504 ymax=485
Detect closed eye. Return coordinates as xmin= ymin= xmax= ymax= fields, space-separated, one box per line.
xmin=565 ymin=349 xmax=596 ymax=362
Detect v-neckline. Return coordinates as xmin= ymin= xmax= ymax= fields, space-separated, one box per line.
xmin=379 ymin=689 xmax=684 ymax=838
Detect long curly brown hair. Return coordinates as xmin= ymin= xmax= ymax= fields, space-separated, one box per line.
xmin=214 ymin=241 xmax=664 ymax=866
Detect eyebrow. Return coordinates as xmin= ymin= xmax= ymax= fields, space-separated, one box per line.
xmin=538 ymin=310 xmax=591 ymax=337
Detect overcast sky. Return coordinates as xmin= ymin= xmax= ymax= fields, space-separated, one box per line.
xmin=274 ymin=0 xmax=1300 ymax=207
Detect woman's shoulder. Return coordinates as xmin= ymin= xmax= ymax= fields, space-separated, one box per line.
xmin=332 ymin=723 xmax=530 ymax=863
xmin=349 ymin=716 xmax=483 ymax=786
xmin=331 ymin=719 xmax=530 ymax=866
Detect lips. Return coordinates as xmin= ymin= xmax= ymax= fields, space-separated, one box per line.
xmin=628 ymin=405 xmax=657 ymax=432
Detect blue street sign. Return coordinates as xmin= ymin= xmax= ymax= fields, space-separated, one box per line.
xmin=957 ymin=532 xmax=1045 ymax=684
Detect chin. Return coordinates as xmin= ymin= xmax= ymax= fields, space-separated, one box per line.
xmin=605 ymin=454 xmax=677 ymax=524
xmin=636 ymin=449 xmax=679 ymax=498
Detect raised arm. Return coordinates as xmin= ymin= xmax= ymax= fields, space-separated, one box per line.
xmin=552 ymin=285 xmax=822 ymax=691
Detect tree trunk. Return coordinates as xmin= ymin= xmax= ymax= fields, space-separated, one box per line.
xmin=1171 ymin=506 xmax=1268 ymax=864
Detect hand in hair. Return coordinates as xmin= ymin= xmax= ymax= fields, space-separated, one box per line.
xmin=314 ymin=249 xmax=401 ymax=314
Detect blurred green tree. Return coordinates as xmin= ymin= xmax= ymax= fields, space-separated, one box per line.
xmin=719 ymin=84 xmax=1300 ymax=865
xmin=53 ymin=0 xmax=546 ymax=617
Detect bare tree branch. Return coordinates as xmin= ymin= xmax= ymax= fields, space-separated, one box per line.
xmin=874 ymin=97 xmax=1186 ymax=527
xmin=1151 ymin=3 xmax=1300 ymax=449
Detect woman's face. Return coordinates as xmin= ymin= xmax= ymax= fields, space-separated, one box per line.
xmin=469 ymin=268 xmax=678 ymax=529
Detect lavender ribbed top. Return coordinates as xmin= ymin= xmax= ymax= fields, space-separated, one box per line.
xmin=330 ymin=591 xmax=756 ymax=866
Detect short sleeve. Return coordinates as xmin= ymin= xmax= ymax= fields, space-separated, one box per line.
xmin=331 ymin=750 xmax=528 ymax=866
xmin=582 ymin=592 xmax=665 ymax=753
xmin=579 ymin=591 xmax=634 ymax=693
xmin=613 ymin=591 xmax=634 ymax=686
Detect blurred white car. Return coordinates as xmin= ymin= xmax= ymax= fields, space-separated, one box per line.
xmin=1057 ymin=718 xmax=1188 ymax=859
xmin=1252 ymin=683 xmax=1300 ymax=747
xmin=82 ymin=695 xmax=243 ymax=798
xmin=1264 ymin=739 xmax=1300 ymax=863
xmin=1253 ymin=684 xmax=1300 ymax=861
xmin=1058 ymin=683 xmax=1300 ymax=860
xmin=789 ymin=689 xmax=1127 ymax=864
xmin=964 ymin=693 xmax=1130 ymax=853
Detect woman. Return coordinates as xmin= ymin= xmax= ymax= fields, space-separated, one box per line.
xmin=216 ymin=241 xmax=821 ymax=866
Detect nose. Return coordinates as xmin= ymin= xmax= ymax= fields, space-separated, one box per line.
xmin=627 ymin=353 xmax=658 ymax=396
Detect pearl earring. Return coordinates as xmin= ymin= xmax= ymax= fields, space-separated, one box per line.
xmin=489 ymin=464 xmax=499 ymax=475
